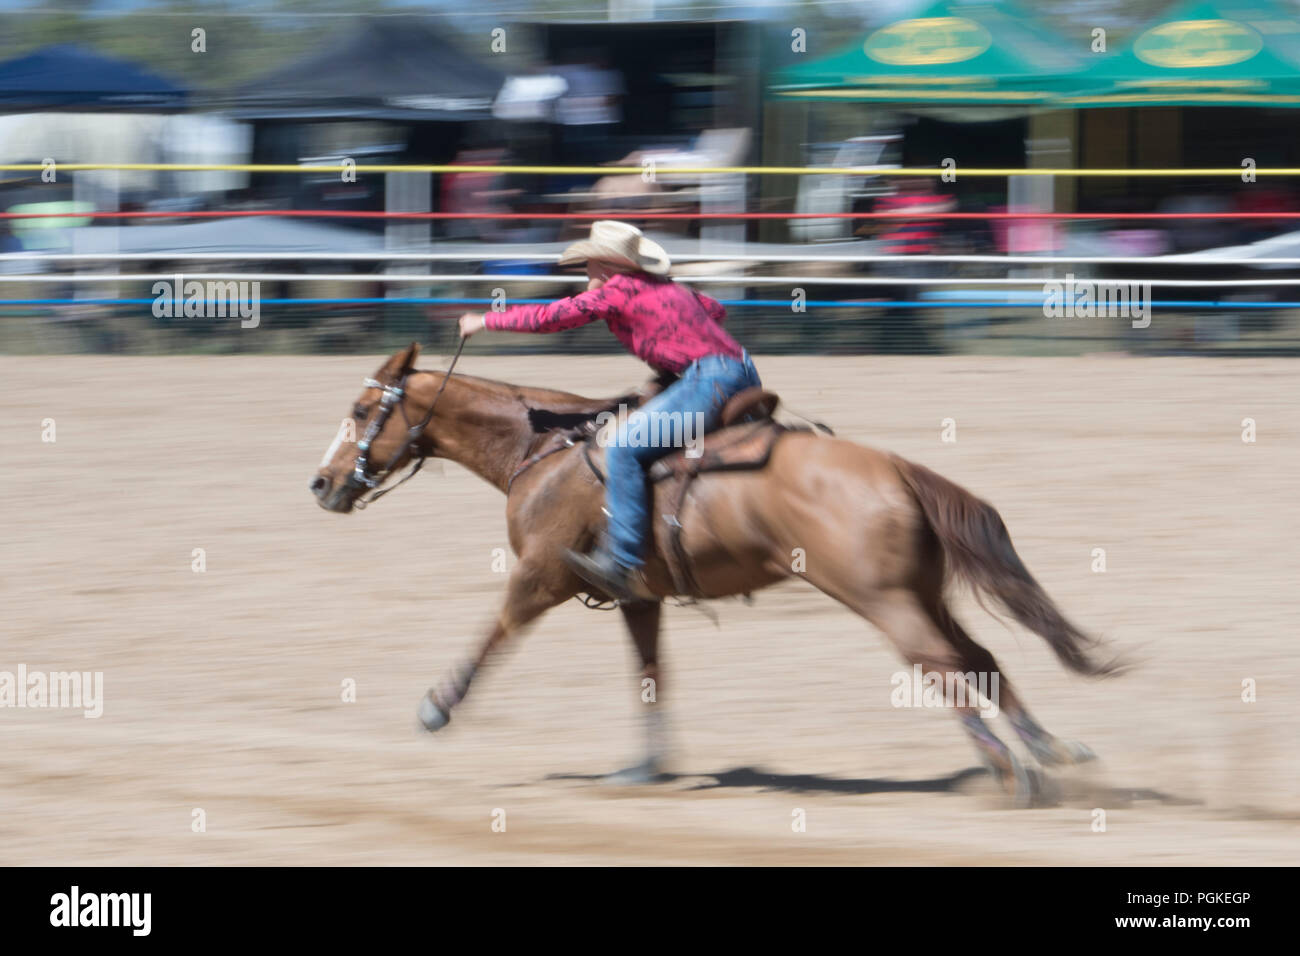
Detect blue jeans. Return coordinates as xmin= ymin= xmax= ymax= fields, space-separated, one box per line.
xmin=603 ymin=352 xmax=761 ymax=569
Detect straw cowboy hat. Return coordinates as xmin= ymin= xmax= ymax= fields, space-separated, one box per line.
xmin=558 ymin=220 xmax=671 ymax=275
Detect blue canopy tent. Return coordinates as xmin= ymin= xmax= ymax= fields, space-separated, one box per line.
xmin=0 ymin=44 xmax=187 ymax=111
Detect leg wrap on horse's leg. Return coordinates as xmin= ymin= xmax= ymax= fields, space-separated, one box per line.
xmin=437 ymin=661 xmax=477 ymax=709
xmin=960 ymin=713 xmax=1034 ymax=807
xmin=644 ymin=706 xmax=668 ymax=766
xmin=1009 ymin=710 xmax=1096 ymax=766
xmin=418 ymin=661 xmax=478 ymax=732
xmin=603 ymin=708 xmax=670 ymax=785
xmin=961 ymin=712 xmax=1011 ymax=761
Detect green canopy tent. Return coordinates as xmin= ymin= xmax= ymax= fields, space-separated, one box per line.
xmin=762 ymin=1 xmax=1087 ymax=245
xmin=1064 ymin=0 xmax=1300 ymax=107
xmin=771 ymin=0 xmax=1090 ymax=106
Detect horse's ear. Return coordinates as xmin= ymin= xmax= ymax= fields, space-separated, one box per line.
xmin=380 ymin=342 xmax=421 ymax=379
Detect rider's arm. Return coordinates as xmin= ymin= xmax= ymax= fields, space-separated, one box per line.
xmin=485 ymin=283 xmax=626 ymax=335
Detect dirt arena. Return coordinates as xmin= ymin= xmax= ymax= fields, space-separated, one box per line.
xmin=2 ymin=352 xmax=1297 ymax=865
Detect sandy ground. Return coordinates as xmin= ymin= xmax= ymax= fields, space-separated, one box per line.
xmin=1 ymin=352 xmax=1298 ymax=866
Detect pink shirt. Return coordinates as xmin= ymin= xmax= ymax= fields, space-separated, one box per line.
xmin=483 ymin=272 xmax=744 ymax=375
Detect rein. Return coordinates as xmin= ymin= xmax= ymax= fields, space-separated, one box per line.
xmin=349 ymin=336 xmax=467 ymax=510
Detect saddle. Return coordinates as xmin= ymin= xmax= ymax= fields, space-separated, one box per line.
xmin=578 ymin=388 xmax=802 ymax=600
xmin=649 ymin=413 xmax=799 ymax=600
xmin=509 ymin=383 xmax=814 ymax=601
xmin=647 ymin=388 xmax=783 ymax=483
xmin=721 ymin=386 xmax=781 ymax=426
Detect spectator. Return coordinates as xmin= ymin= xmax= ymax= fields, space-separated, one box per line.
xmin=874 ymin=178 xmax=955 ymax=353
xmin=0 ymin=221 xmax=25 ymax=274
xmin=440 ymin=148 xmax=521 ymax=242
xmin=1236 ymin=185 xmax=1298 ymax=245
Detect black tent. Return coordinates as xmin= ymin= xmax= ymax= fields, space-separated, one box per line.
xmin=0 ymin=44 xmax=187 ymax=110
xmin=231 ymin=18 xmax=503 ymax=121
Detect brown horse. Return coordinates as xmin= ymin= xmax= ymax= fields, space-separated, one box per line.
xmin=311 ymin=344 xmax=1119 ymax=805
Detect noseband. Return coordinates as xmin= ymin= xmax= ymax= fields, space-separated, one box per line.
xmin=345 ymin=337 xmax=466 ymax=509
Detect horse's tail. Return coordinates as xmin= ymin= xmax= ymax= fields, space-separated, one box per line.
xmin=892 ymin=455 xmax=1122 ymax=678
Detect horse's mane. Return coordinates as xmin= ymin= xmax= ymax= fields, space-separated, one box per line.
xmin=526 ymin=407 xmax=607 ymax=432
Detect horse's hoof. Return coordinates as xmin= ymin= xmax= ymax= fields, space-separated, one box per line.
xmin=1025 ymin=734 xmax=1097 ymax=767
xmin=1007 ymin=752 xmax=1036 ymax=809
xmin=1061 ymin=739 xmax=1097 ymax=764
xmin=417 ymin=693 xmax=450 ymax=732
xmin=983 ymin=751 xmax=1036 ymax=808
xmin=601 ymin=760 xmax=663 ymax=786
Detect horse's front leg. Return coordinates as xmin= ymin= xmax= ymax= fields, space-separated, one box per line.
xmin=419 ymin=558 xmax=569 ymax=732
xmin=603 ymin=600 xmax=670 ymax=784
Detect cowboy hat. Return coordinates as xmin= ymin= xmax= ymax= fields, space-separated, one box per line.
xmin=558 ymin=220 xmax=671 ymax=275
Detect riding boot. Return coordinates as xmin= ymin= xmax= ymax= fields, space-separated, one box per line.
xmin=564 ymin=545 xmax=638 ymax=603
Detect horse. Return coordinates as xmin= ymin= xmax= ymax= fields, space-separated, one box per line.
xmin=311 ymin=343 xmax=1120 ymax=805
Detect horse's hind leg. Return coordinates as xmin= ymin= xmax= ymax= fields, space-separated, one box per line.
xmin=933 ymin=603 xmax=1097 ymax=768
xmin=845 ymin=587 xmax=1036 ymax=806
xmin=603 ymin=600 xmax=669 ymax=784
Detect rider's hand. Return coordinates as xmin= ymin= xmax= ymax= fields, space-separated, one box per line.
xmin=458 ymin=312 xmax=486 ymax=338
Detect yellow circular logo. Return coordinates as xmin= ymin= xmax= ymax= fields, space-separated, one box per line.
xmin=1133 ymin=19 xmax=1262 ymax=68
xmin=864 ymin=17 xmax=993 ymax=66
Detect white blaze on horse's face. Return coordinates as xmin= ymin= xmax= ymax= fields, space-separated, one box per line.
xmin=312 ymin=345 xmax=423 ymax=512
xmin=319 ymin=418 xmax=355 ymax=470
xmin=312 ymin=377 xmax=427 ymax=514
xmin=311 ymin=389 xmax=387 ymax=512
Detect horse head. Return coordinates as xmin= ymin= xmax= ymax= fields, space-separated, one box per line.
xmin=310 ymin=342 xmax=426 ymax=513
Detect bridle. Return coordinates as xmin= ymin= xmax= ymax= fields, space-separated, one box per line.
xmin=344 ymin=337 xmax=466 ymax=509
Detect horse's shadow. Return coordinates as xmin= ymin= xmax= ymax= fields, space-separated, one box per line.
xmin=682 ymin=765 xmax=989 ymax=794
xmin=546 ymin=765 xmax=985 ymax=795
xmin=544 ymin=765 xmax=1194 ymax=807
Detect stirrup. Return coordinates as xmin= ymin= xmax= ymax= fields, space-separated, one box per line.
xmin=564 ymin=548 xmax=638 ymax=603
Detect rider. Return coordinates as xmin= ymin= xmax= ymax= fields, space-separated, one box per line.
xmin=458 ymin=220 xmax=760 ymax=600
